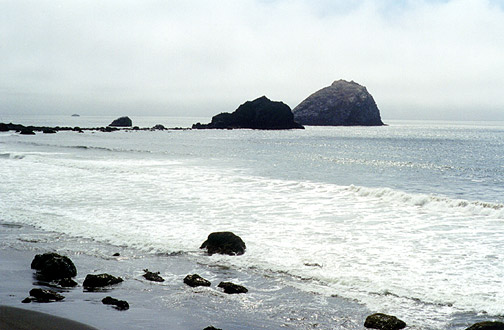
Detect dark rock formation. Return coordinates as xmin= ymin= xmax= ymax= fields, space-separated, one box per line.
xmin=83 ymin=274 xmax=123 ymax=289
xmin=0 ymin=123 xmax=9 ymax=131
xmin=20 ymin=128 xmax=36 ymax=135
xmin=31 ymin=253 xmax=77 ymax=280
xmin=192 ymin=96 xmax=304 ymax=130
xmin=466 ymin=322 xmax=504 ymax=330
xmin=24 ymin=288 xmax=65 ymax=303
xmin=102 ymin=296 xmax=129 ymax=310
xmin=364 ymin=313 xmax=406 ymax=330
xmin=109 ymin=116 xmax=132 ymax=127
xmin=217 ymin=281 xmax=248 ymax=294
xmin=200 ymin=232 xmax=246 ymax=256
xmin=152 ymin=124 xmax=166 ymax=130
xmin=184 ymin=274 xmax=211 ymax=288
xmin=203 ymin=327 xmax=223 ymax=330
xmin=293 ymin=80 xmax=384 ymax=126
xmin=143 ymin=269 xmax=165 ymax=282
xmin=54 ymin=278 xmax=78 ymax=287
xmin=43 ymin=129 xmax=57 ymax=134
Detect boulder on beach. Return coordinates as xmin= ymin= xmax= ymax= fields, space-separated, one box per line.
xmin=217 ymin=281 xmax=248 ymax=294
xmin=83 ymin=273 xmax=123 ymax=289
xmin=293 ymin=80 xmax=384 ymax=126
xmin=192 ymin=96 xmax=304 ymax=130
xmin=31 ymin=253 xmax=77 ymax=280
xmin=102 ymin=296 xmax=129 ymax=310
xmin=108 ymin=116 xmax=132 ymax=127
xmin=143 ymin=269 xmax=165 ymax=282
xmin=364 ymin=313 xmax=406 ymax=330
xmin=200 ymin=231 xmax=246 ymax=256
xmin=54 ymin=278 xmax=78 ymax=288
xmin=184 ymin=274 xmax=211 ymax=288
xmin=24 ymin=288 xmax=65 ymax=303
xmin=466 ymin=321 xmax=504 ymax=330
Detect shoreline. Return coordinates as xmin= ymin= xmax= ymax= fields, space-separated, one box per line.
xmin=0 ymin=223 xmax=372 ymax=330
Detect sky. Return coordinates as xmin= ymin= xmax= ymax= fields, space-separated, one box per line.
xmin=1 ymin=0 xmax=504 ymax=120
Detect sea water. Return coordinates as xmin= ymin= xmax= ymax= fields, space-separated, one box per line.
xmin=1 ymin=115 xmax=503 ymax=329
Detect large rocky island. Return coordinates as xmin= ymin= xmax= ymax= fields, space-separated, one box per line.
xmin=192 ymin=96 xmax=304 ymax=130
xmin=293 ymin=80 xmax=384 ymax=126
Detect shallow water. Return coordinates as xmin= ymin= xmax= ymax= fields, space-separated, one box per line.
xmin=1 ymin=116 xmax=503 ymax=329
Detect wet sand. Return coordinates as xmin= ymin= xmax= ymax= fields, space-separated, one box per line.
xmin=0 ymin=305 xmax=98 ymax=330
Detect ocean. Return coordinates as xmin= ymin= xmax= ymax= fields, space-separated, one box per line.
xmin=1 ymin=115 xmax=503 ymax=329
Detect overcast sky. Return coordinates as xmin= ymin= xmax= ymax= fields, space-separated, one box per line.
xmin=1 ymin=0 xmax=504 ymax=120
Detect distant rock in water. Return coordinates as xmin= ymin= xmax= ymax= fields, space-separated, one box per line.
xmin=109 ymin=116 xmax=132 ymax=127
xmin=192 ymin=96 xmax=304 ymax=130
xmin=293 ymin=80 xmax=384 ymax=126
xmin=71 ymin=114 xmax=80 ymax=117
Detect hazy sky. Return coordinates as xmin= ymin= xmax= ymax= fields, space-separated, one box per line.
xmin=1 ymin=0 xmax=504 ymax=120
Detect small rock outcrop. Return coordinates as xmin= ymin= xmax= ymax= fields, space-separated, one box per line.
xmin=364 ymin=313 xmax=406 ymax=330
xmin=203 ymin=327 xmax=223 ymax=330
xmin=217 ymin=281 xmax=248 ymax=294
xmin=184 ymin=274 xmax=211 ymax=288
xmin=143 ymin=269 xmax=165 ymax=282
xmin=152 ymin=124 xmax=166 ymax=130
xmin=31 ymin=253 xmax=77 ymax=280
xmin=293 ymin=80 xmax=384 ymax=126
xmin=192 ymin=96 xmax=304 ymax=130
xmin=23 ymin=288 xmax=65 ymax=303
xmin=83 ymin=273 xmax=123 ymax=289
xmin=102 ymin=296 xmax=129 ymax=310
xmin=466 ymin=321 xmax=504 ymax=330
xmin=200 ymin=232 xmax=246 ymax=256
xmin=20 ymin=128 xmax=36 ymax=135
xmin=109 ymin=116 xmax=132 ymax=127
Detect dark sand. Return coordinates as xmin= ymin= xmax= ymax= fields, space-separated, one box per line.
xmin=0 ymin=305 xmax=98 ymax=330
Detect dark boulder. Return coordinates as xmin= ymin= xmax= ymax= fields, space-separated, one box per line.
xmin=102 ymin=296 xmax=129 ymax=310
xmin=152 ymin=124 xmax=166 ymax=130
xmin=0 ymin=123 xmax=9 ymax=131
xmin=192 ymin=96 xmax=304 ymax=130
xmin=200 ymin=232 xmax=246 ymax=256
xmin=218 ymin=281 xmax=248 ymax=294
xmin=54 ymin=278 xmax=78 ymax=287
xmin=143 ymin=269 xmax=165 ymax=282
xmin=466 ymin=322 xmax=504 ymax=330
xmin=43 ymin=129 xmax=57 ymax=134
xmin=293 ymin=80 xmax=384 ymax=126
xmin=203 ymin=327 xmax=222 ymax=330
xmin=25 ymin=288 xmax=65 ymax=303
xmin=83 ymin=273 xmax=123 ymax=289
xmin=184 ymin=274 xmax=211 ymax=288
xmin=109 ymin=116 xmax=132 ymax=127
xmin=31 ymin=253 xmax=77 ymax=280
xmin=364 ymin=313 xmax=406 ymax=330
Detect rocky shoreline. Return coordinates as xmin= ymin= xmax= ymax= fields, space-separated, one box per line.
xmin=1 ymin=227 xmax=499 ymax=330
